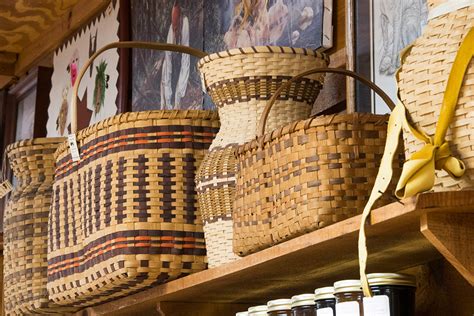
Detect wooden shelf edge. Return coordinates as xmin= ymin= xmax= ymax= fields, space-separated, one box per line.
xmin=77 ymin=190 xmax=473 ymax=316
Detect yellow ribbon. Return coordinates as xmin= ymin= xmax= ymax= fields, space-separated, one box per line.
xmin=359 ymin=27 xmax=474 ymax=297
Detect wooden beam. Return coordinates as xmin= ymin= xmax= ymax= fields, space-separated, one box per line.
xmin=15 ymin=0 xmax=111 ymax=77
xmin=421 ymin=212 xmax=474 ymax=286
xmin=0 ymin=76 xmax=15 ymax=89
xmin=0 ymin=53 xmax=17 ymax=65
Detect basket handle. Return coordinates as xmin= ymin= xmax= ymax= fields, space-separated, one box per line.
xmin=70 ymin=41 xmax=207 ymax=133
xmin=257 ymin=68 xmax=396 ymax=138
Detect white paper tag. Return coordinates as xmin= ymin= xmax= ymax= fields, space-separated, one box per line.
xmin=335 ymin=301 xmax=360 ymax=316
xmin=67 ymin=134 xmax=81 ymax=162
xmin=0 ymin=180 xmax=13 ymax=198
xmin=363 ymin=295 xmax=391 ymax=316
xmin=317 ymin=307 xmax=334 ymax=316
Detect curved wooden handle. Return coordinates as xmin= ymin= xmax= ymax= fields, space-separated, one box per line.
xmin=70 ymin=41 xmax=207 ymax=133
xmin=256 ymin=68 xmax=397 ymax=138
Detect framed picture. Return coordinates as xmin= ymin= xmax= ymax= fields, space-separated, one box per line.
xmin=47 ymin=0 xmax=127 ymax=137
xmin=131 ymin=0 xmax=205 ymax=111
xmin=355 ymin=0 xmax=428 ymax=113
xmin=204 ymin=0 xmax=333 ymax=53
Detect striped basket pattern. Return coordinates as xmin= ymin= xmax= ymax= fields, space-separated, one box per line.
xmin=196 ymin=46 xmax=328 ymax=267
xmin=48 ymin=111 xmax=219 ymax=307
xmin=3 ymin=138 xmax=78 ymax=315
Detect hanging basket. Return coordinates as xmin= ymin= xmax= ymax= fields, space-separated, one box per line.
xmin=233 ymin=68 xmax=402 ymax=256
xmin=47 ymin=42 xmax=219 ymax=307
xmin=196 ymin=46 xmax=328 ymax=267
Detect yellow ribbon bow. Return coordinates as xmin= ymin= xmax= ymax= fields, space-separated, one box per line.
xmin=359 ymin=27 xmax=474 ymax=297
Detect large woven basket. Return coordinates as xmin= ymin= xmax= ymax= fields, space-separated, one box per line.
xmin=196 ymin=46 xmax=328 ymax=267
xmin=47 ymin=42 xmax=219 ymax=307
xmin=397 ymin=1 xmax=474 ymax=190
xmin=3 ymin=138 xmax=78 ymax=315
xmin=234 ymin=69 xmax=402 ymax=256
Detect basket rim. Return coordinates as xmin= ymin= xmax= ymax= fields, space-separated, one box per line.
xmin=55 ymin=110 xmax=219 ymax=155
xmin=237 ymin=112 xmax=390 ymax=154
xmin=198 ymin=46 xmax=329 ymax=67
xmin=6 ymin=137 xmax=65 ymax=154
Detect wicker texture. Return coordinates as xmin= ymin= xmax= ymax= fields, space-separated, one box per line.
xmin=3 ymin=138 xmax=78 ymax=315
xmin=48 ymin=111 xmax=219 ymax=307
xmin=397 ymin=5 xmax=474 ymax=191
xmin=234 ymin=114 xmax=402 ymax=255
xmin=196 ymin=46 xmax=327 ymax=267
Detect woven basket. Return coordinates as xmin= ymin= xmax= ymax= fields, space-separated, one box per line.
xmin=397 ymin=1 xmax=474 ymax=190
xmin=3 ymin=138 xmax=78 ymax=315
xmin=196 ymin=46 xmax=328 ymax=267
xmin=47 ymin=42 xmax=219 ymax=307
xmin=233 ymin=68 xmax=402 ymax=256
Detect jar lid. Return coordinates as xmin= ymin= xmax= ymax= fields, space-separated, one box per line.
xmin=367 ymin=273 xmax=416 ymax=287
xmin=267 ymin=299 xmax=292 ymax=311
xmin=291 ymin=293 xmax=316 ymax=307
xmin=236 ymin=312 xmax=249 ymax=316
xmin=248 ymin=305 xmax=268 ymax=315
xmin=314 ymin=286 xmax=335 ymax=300
xmin=333 ymin=279 xmax=362 ymax=293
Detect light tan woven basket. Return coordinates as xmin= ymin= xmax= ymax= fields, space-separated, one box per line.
xmin=3 ymin=138 xmax=78 ymax=315
xmin=233 ymin=68 xmax=402 ymax=256
xmin=397 ymin=1 xmax=474 ymax=190
xmin=196 ymin=46 xmax=328 ymax=267
xmin=47 ymin=42 xmax=219 ymax=307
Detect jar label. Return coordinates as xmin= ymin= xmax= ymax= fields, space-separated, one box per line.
xmin=363 ymin=295 xmax=390 ymax=316
xmin=335 ymin=301 xmax=360 ymax=316
xmin=316 ymin=307 xmax=334 ymax=316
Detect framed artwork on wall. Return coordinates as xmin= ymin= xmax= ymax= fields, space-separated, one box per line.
xmin=131 ymin=0 xmax=205 ymax=111
xmin=46 ymin=0 xmax=128 ymax=137
xmin=355 ymin=0 xmax=428 ymax=113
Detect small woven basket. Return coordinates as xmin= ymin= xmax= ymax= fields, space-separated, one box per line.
xmin=3 ymin=138 xmax=78 ymax=315
xmin=47 ymin=42 xmax=219 ymax=307
xmin=196 ymin=46 xmax=328 ymax=267
xmin=233 ymin=68 xmax=402 ymax=256
xmin=397 ymin=1 xmax=474 ymax=190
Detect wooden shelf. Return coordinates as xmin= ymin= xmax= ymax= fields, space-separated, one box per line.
xmin=79 ymin=191 xmax=474 ymax=316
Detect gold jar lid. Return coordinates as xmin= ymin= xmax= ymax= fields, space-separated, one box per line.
xmin=291 ymin=293 xmax=316 ymax=308
xmin=333 ymin=279 xmax=362 ymax=293
xmin=367 ymin=273 xmax=416 ymax=287
xmin=248 ymin=305 xmax=268 ymax=316
xmin=267 ymin=298 xmax=292 ymax=311
xmin=314 ymin=286 xmax=335 ymax=300
xmin=236 ymin=312 xmax=249 ymax=316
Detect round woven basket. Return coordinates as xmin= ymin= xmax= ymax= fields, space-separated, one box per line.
xmin=3 ymin=137 xmax=78 ymax=315
xmin=397 ymin=1 xmax=474 ymax=190
xmin=196 ymin=46 xmax=328 ymax=267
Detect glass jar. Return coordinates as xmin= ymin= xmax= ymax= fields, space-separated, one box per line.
xmin=267 ymin=299 xmax=292 ymax=316
xmin=236 ymin=312 xmax=249 ymax=316
xmin=366 ymin=273 xmax=416 ymax=316
xmin=291 ymin=293 xmax=316 ymax=316
xmin=248 ymin=305 xmax=268 ymax=316
xmin=333 ymin=280 xmax=363 ymax=316
xmin=314 ymin=286 xmax=335 ymax=316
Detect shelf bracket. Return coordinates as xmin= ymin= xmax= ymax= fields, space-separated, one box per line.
xmin=420 ymin=211 xmax=474 ymax=286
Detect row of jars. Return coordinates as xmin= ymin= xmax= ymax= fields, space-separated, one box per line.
xmin=236 ymin=273 xmax=416 ymax=316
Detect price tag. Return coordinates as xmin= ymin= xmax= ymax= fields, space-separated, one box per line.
xmin=316 ymin=307 xmax=334 ymax=316
xmin=68 ymin=134 xmax=81 ymax=162
xmin=335 ymin=301 xmax=360 ymax=316
xmin=0 ymin=180 xmax=13 ymax=198
xmin=363 ymin=295 xmax=390 ymax=316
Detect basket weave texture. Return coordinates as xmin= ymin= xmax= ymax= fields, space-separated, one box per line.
xmin=397 ymin=4 xmax=474 ymax=190
xmin=3 ymin=138 xmax=78 ymax=315
xmin=48 ymin=110 xmax=219 ymax=307
xmin=234 ymin=113 xmax=402 ymax=255
xmin=196 ymin=46 xmax=327 ymax=267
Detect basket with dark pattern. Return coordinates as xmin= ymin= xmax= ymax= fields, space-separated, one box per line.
xmin=3 ymin=138 xmax=78 ymax=315
xmin=196 ymin=46 xmax=328 ymax=267
xmin=47 ymin=42 xmax=220 ymax=307
xmin=233 ymin=68 xmax=402 ymax=255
